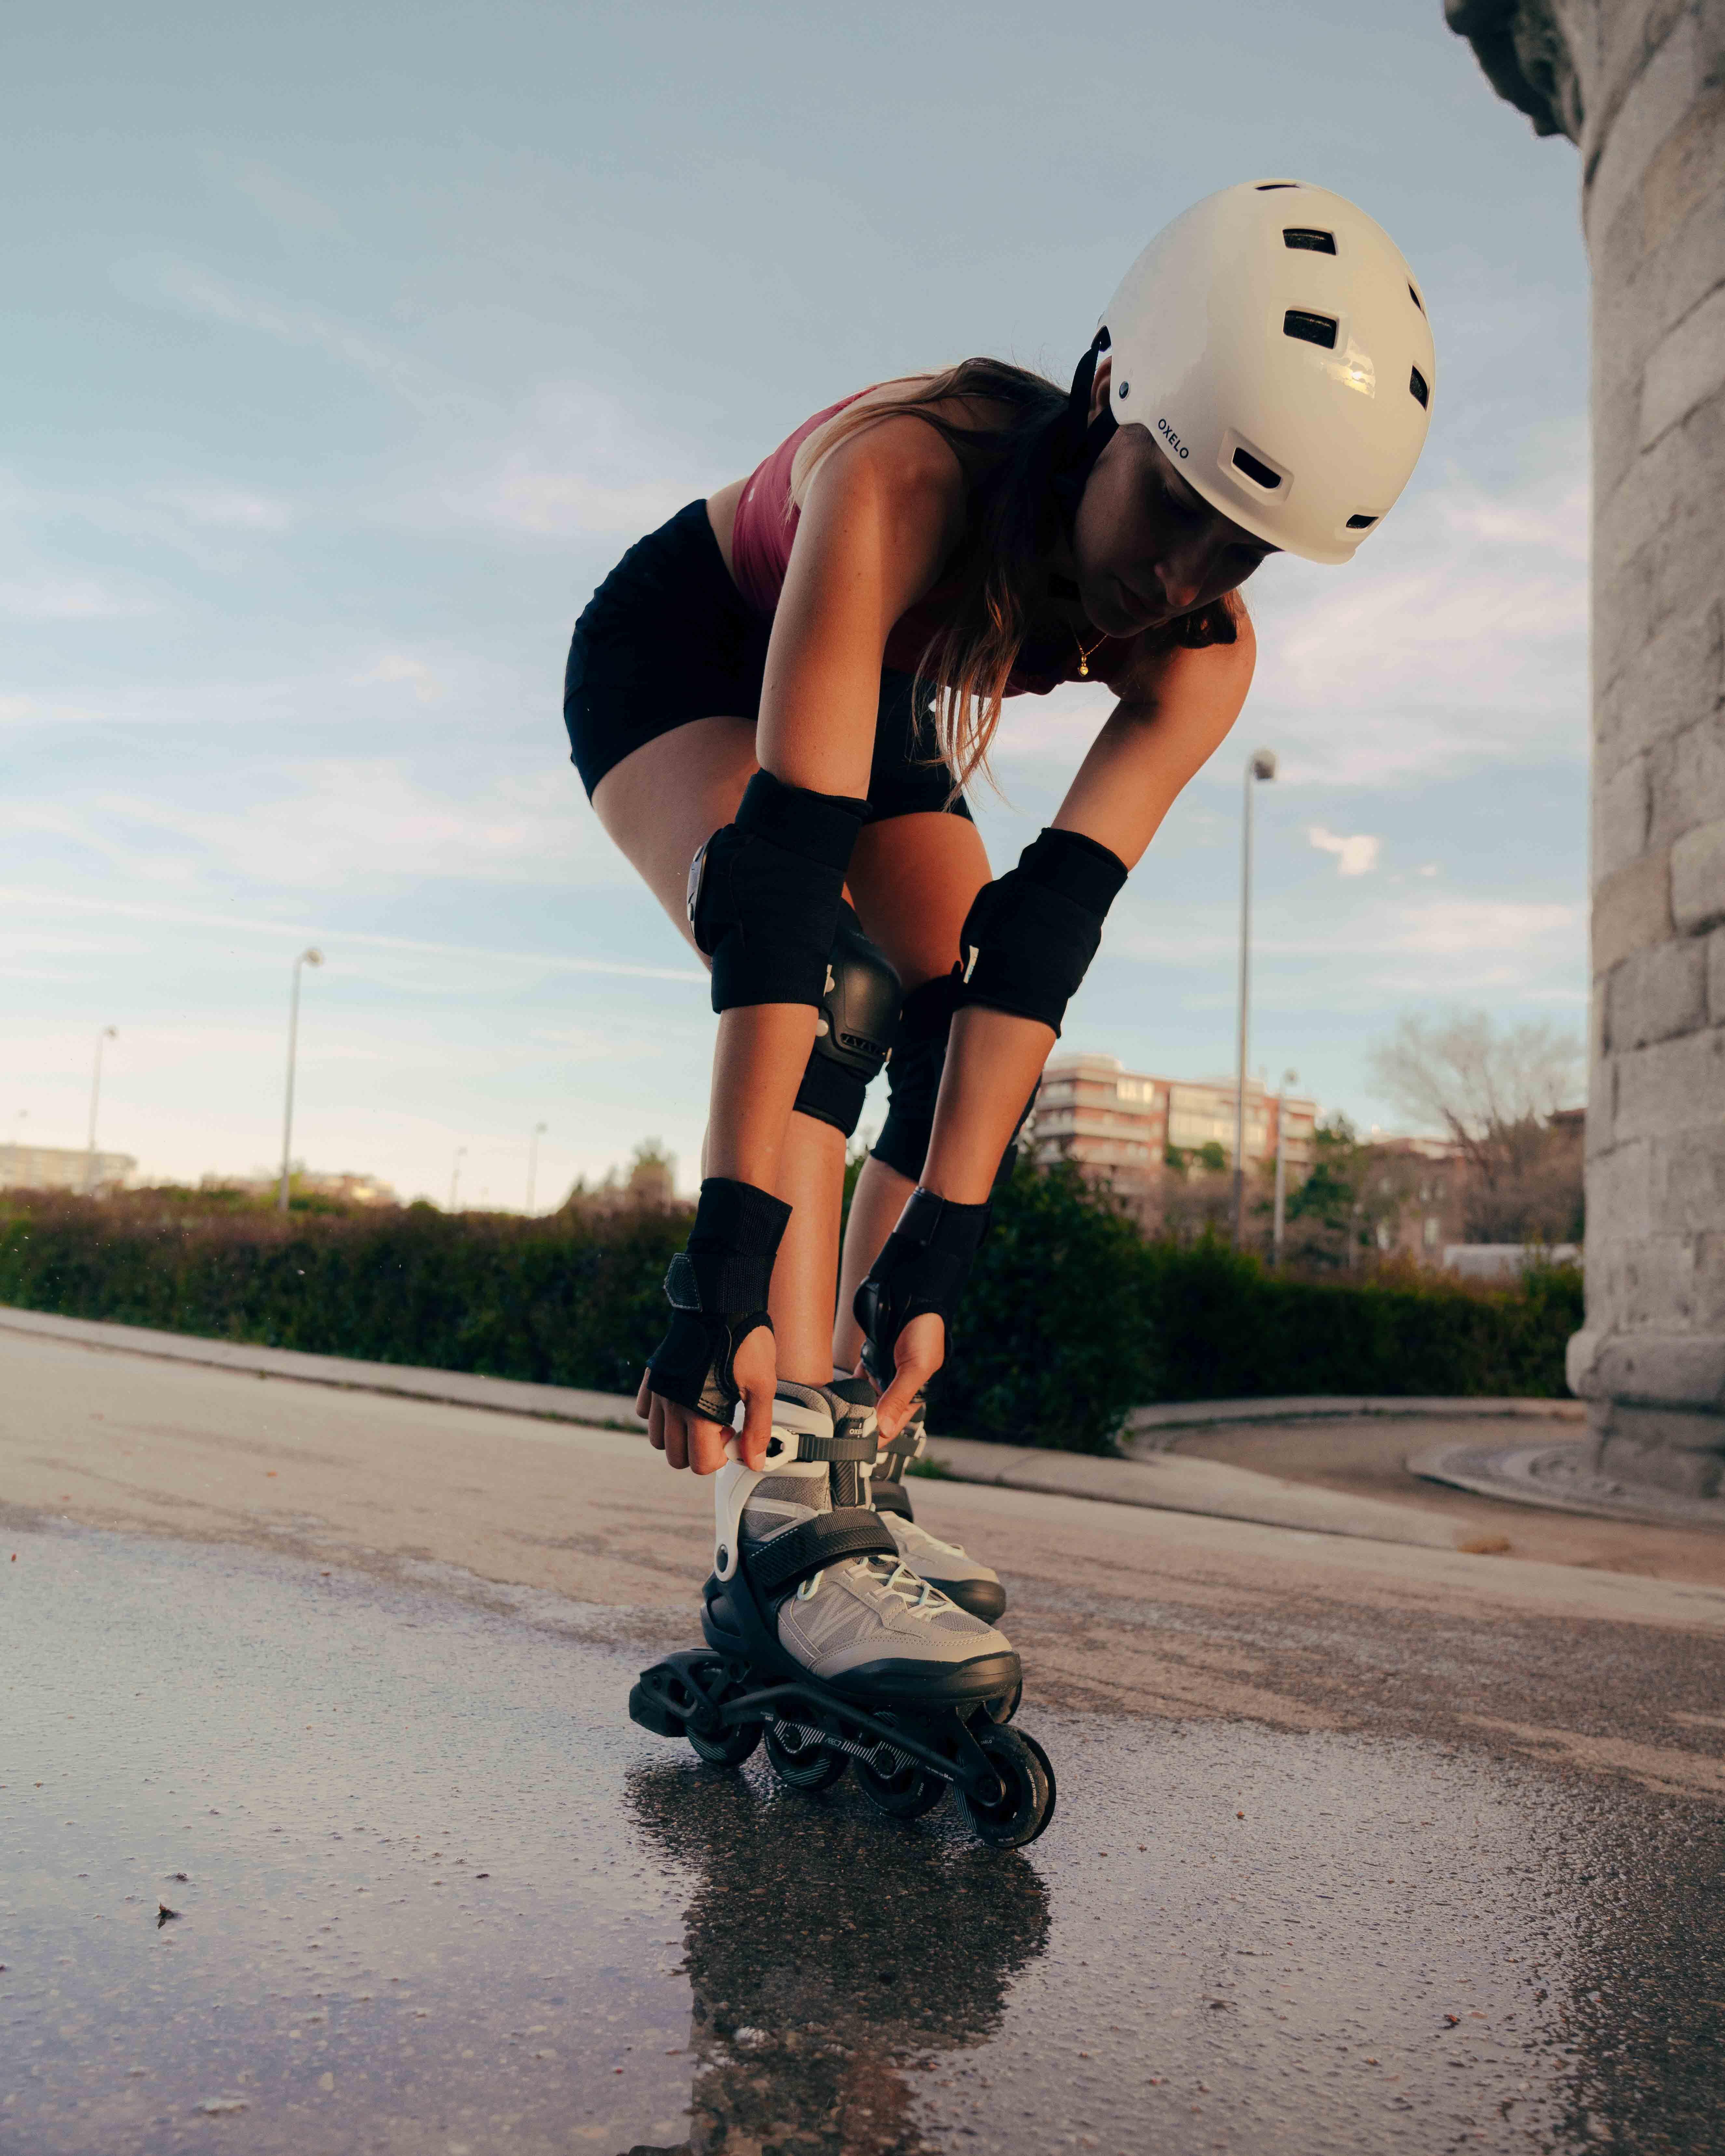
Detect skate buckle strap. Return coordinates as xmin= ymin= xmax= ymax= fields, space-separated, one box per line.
xmin=747 ymin=1507 xmax=898 ymax=1598
xmin=786 ymin=1428 xmax=879 ymax=1464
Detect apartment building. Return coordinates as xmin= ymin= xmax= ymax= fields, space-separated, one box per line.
xmin=0 ymin=1143 xmax=136 ymax=1195
xmin=1029 ymin=1053 xmax=1317 ymax=1224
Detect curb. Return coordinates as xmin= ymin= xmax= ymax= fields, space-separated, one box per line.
xmin=1128 ymin=1394 xmax=1584 ymax=1448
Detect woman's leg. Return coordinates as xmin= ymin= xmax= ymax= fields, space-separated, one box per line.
xmin=592 ymin=714 xmax=845 ymax=1387
xmin=833 ymin=810 xmax=994 ymax=1370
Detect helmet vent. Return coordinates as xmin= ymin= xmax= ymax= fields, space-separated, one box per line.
xmin=1255 ymin=181 xmax=1299 ymax=191
xmin=1408 ymin=282 xmax=1425 ymax=314
xmin=1232 ymin=446 xmax=1283 ymax=491
xmin=1283 ymin=308 xmax=1338 ymax=350
xmin=1283 ymin=228 xmax=1336 ymax=255
xmin=1409 ymin=365 xmax=1430 ymax=408
xmin=1345 ymin=514 xmax=1378 ymax=530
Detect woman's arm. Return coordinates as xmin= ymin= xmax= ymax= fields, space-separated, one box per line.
xmin=870 ymin=619 xmax=1257 ymax=1436
xmin=649 ymin=417 xmax=971 ymax=1472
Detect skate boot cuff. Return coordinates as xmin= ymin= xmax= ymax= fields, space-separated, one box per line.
xmin=868 ymin=1478 xmax=913 ymax=1520
xmin=746 ymin=1509 xmax=898 ymax=1599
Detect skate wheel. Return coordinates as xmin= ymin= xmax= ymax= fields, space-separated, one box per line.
xmin=1011 ymin=1727 xmax=1058 ymax=1838
xmin=985 ymin=1677 xmax=1023 ymax=1725
xmin=854 ymin=1713 xmax=946 ymax=1821
xmin=764 ymin=1719 xmax=847 ymax=1792
xmin=688 ymin=1717 xmax=761 ymax=1768
xmin=961 ymin=1725 xmax=1054 ymax=1849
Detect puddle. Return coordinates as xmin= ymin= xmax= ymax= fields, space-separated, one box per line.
xmin=2 ymin=1520 xmax=1718 ymax=2153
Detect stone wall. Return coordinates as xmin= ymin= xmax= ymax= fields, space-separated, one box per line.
xmin=1447 ymin=0 xmax=1725 ymax=1493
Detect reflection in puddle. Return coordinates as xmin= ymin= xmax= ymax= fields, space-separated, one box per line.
xmin=625 ymin=1763 xmax=1050 ymax=2153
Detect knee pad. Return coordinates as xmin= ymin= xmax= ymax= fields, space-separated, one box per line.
xmin=687 ymin=770 xmax=869 ymax=1013
xmin=871 ymin=974 xmax=957 ymax=1181
xmin=791 ymin=905 xmax=902 ymax=1138
xmin=872 ymin=973 xmax=1036 ymax=1188
xmin=954 ymin=827 xmax=1129 ymax=1036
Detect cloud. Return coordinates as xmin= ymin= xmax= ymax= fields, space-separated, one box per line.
xmin=1308 ymin=826 xmax=1380 ymax=877
xmin=225 ymin=159 xmax=343 ymax=237
xmin=357 ymin=655 xmax=447 ymax=705
xmin=0 ymin=576 xmax=154 ymax=619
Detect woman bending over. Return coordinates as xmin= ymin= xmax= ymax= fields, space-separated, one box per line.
xmin=565 ymin=180 xmax=1435 ymax=1704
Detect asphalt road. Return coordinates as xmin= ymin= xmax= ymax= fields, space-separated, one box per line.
xmin=4 ymin=1329 xmax=1725 ymax=2155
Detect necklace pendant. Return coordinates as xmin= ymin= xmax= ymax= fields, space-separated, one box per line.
xmin=1077 ymin=653 xmax=1089 ymax=678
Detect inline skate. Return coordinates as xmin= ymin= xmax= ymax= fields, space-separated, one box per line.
xmin=628 ymin=1380 xmax=1055 ymax=1847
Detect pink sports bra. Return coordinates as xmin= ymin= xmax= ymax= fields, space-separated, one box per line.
xmin=725 ymin=389 xmax=1130 ymax=697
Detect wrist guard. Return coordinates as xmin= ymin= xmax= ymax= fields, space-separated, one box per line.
xmin=954 ymin=826 xmax=1128 ymax=1036
xmin=645 ymin=1177 xmax=791 ymax=1420
xmin=852 ymin=1186 xmax=991 ymax=1393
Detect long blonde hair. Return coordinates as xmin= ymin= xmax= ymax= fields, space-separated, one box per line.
xmin=787 ymin=357 xmax=1238 ymax=791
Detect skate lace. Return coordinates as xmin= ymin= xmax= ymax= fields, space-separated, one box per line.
xmin=862 ymin=1553 xmax=953 ymax=1617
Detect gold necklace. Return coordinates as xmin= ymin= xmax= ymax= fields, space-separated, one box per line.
xmin=1073 ymin=625 xmax=1106 ymax=679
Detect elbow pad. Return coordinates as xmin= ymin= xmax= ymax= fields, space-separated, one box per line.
xmin=688 ymin=770 xmax=869 ymax=1013
xmin=953 ymin=827 xmax=1128 ymax=1036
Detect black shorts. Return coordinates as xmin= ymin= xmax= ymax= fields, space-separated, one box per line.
xmin=563 ymin=499 xmax=971 ymax=823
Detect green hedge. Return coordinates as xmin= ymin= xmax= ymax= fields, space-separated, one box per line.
xmin=0 ymin=1170 xmax=1580 ymax=1454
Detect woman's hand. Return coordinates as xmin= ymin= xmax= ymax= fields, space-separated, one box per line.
xmin=872 ymin=1311 xmax=945 ymax=1443
xmin=636 ymin=1323 xmax=780 ymax=1474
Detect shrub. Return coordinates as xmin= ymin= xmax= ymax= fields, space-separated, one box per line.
xmin=0 ymin=1176 xmax=1580 ymax=1455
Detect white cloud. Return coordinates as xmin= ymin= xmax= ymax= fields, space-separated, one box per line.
xmin=0 ymin=576 xmax=154 ymax=619
xmin=357 ymin=655 xmax=448 ymax=705
xmin=1308 ymin=825 xmax=1381 ymax=877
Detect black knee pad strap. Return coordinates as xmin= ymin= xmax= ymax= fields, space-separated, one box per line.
xmin=791 ymin=904 xmax=901 ymax=1138
xmin=954 ymin=826 xmax=1128 ymax=1036
xmin=688 ymin=770 xmax=869 ymax=1013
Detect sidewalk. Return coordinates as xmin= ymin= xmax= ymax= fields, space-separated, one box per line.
xmin=0 ymin=1303 xmax=1491 ymax=1553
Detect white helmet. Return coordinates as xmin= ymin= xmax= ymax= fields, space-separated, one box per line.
xmin=1099 ymin=180 xmax=1435 ymax=564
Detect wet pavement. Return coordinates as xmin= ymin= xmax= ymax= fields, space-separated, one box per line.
xmin=6 ymin=1516 xmax=1724 ymax=2155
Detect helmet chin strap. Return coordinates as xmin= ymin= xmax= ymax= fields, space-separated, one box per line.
xmin=1049 ymin=328 xmax=1117 ymax=532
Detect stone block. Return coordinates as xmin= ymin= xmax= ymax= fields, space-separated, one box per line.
xmin=1586 ymin=1045 xmax=1615 ymax=1154
xmin=1600 ymin=392 xmax=1725 ymax=583
xmin=1586 ymin=1133 xmax=1655 ymax=1238
xmin=1605 ymin=1222 xmax=1725 ymax=1332
xmin=1605 ymin=937 xmax=1705 ymax=1048
xmin=1592 ymin=751 xmax=1648 ymax=878
xmin=1709 ymin=924 xmax=1725 ymax=1021
xmin=1590 ymin=357 xmax=1645 ymax=507
xmin=1591 ymin=846 xmax=1673 ymax=970
xmin=1612 ymin=1022 xmax=1725 ymax=1139
xmin=1595 ymin=595 xmax=1723 ymax=770
xmin=1596 ymin=1427 xmax=1722 ymax=1495
xmin=1647 ymin=713 xmax=1725 ymax=851
xmin=1639 ymin=282 xmax=1725 ymax=443
xmin=1642 ymin=79 xmax=1725 ymax=251
xmin=1585 ymin=10 xmax=1702 ymax=242
xmin=1593 ymin=539 xmax=1657 ymax=697
xmin=1587 ymin=1324 xmax=1725 ymax=1410
xmin=1594 ymin=176 xmax=1725 ymax=397
xmin=1646 ymin=1122 xmax=1725 ymax=1233
xmin=1671 ymin=814 xmax=1725 ymax=931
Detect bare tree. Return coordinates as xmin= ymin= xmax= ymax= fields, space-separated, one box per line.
xmin=1369 ymin=1012 xmax=1584 ymax=1243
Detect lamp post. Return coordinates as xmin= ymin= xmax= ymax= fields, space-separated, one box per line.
xmin=448 ymin=1145 xmax=467 ymax=1214
xmin=278 ymin=949 xmax=324 ymax=1213
xmin=84 ymin=1028 xmax=118 ymax=1195
xmin=1272 ymin=1067 xmax=1298 ymax=1270
xmin=1232 ymin=749 xmax=1277 ymax=1247
xmin=526 ymin=1122 xmax=548 ymax=1215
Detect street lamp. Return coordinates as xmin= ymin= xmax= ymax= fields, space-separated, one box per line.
xmin=1233 ymin=749 xmax=1277 ymax=1247
xmin=1272 ymin=1067 xmax=1299 ymax=1270
xmin=448 ymin=1145 xmax=467 ymax=1214
xmin=526 ymin=1122 xmax=548 ymax=1215
xmin=84 ymin=1028 xmax=118 ymax=1195
xmin=278 ymin=949 xmax=324 ymax=1213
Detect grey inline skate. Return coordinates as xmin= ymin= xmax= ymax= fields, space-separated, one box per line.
xmin=628 ymin=1380 xmax=1055 ymax=1845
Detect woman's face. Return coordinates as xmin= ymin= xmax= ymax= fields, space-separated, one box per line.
xmin=1069 ymin=357 xmax=1277 ymax=637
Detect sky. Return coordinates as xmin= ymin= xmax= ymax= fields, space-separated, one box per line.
xmin=1 ymin=0 xmax=1590 ymax=1208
